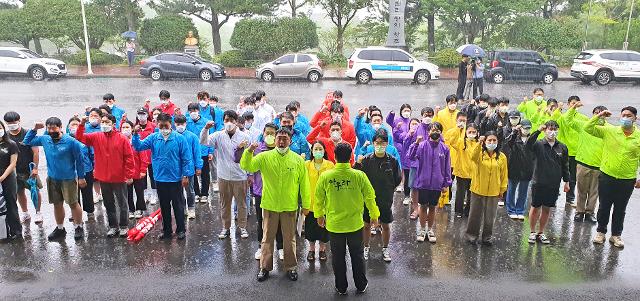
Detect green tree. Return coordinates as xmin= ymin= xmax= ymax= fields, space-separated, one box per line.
xmin=282 ymin=0 xmax=312 ymax=17
xmin=139 ymin=15 xmax=198 ymax=54
xmin=315 ymin=0 xmax=372 ymax=55
xmin=507 ymin=16 xmax=582 ymax=52
xmin=151 ymin=0 xmax=280 ymax=55
xmin=230 ymin=17 xmax=318 ymax=59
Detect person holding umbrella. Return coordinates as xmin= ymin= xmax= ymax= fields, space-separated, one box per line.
xmin=456 ymin=55 xmax=470 ymax=100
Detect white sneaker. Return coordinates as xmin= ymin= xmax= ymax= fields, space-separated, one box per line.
xmin=212 ymin=183 xmax=219 ymax=192
xmin=498 ymin=201 xmax=505 ymax=206
xmin=134 ymin=210 xmax=143 ymax=219
xmin=187 ymin=208 xmax=196 ymax=219
xmin=278 ymin=249 xmax=284 ymax=260
xmin=528 ymin=232 xmax=538 ymax=243
xmin=395 ymin=186 xmax=403 ymax=193
xmin=20 ymin=212 xmax=31 ymax=223
xmin=218 ymin=228 xmax=229 ymax=239
xmin=119 ymin=228 xmax=128 ymax=237
xmin=254 ymin=248 xmax=262 ymax=260
xmin=382 ymin=247 xmax=391 ymax=262
xmin=370 ymin=226 xmax=377 ymax=235
xmin=517 ymin=215 xmax=525 ymax=220
xmin=427 ymin=230 xmax=437 ymax=243
xmin=508 ymin=214 xmax=518 ymax=219
xmin=129 ymin=212 xmax=135 ymax=219
xmin=363 ymin=246 xmax=370 ymax=260
xmin=34 ymin=212 xmax=43 ymax=224
xmin=609 ymin=236 xmax=624 ymax=248
xmin=416 ymin=228 xmax=427 ymax=242
xmin=593 ymin=232 xmax=606 ymax=244
xmin=402 ymin=197 xmax=411 ymax=205
xmin=240 ymin=228 xmax=249 ymax=238
xmin=149 ymin=194 xmax=158 ymax=205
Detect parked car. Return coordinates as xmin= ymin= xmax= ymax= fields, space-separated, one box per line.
xmin=256 ymin=53 xmax=323 ymax=82
xmin=346 ymin=46 xmax=440 ymax=85
xmin=571 ymin=49 xmax=640 ymax=85
xmin=484 ymin=49 xmax=558 ymax=84
xmin=140 ymin=52 xmax=225 ymax=81
xmin=0 ymin=47 xmax=67 ymax=80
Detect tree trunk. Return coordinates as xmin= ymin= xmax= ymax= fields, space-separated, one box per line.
xmin=336 ymin=27 xmax=345 ymax=56
xmin=210 ymin=21 xmax=222 ymax=55
xmin=33 ymin=37 xmax=43 ymax=54
xmin=427 ymin=13 xmax=435 ymax=52
xmin=290 ymin=1 xmax=297 ymax=17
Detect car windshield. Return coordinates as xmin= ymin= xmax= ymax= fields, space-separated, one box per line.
xmin=22 ymin=49 xmax=42 ymax=58
xmin=576 ymin=52 xmax=593 ymax=60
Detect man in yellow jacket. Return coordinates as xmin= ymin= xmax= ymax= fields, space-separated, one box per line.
xmin=315 ymin=143 xmax=379 ymax=296
xmin=240 ymin=127 xmax=311 ymax=282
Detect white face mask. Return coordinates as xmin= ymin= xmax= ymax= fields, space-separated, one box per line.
xmin=89 ymin=118 xmax=99 ymax=127
xmin=121 ymin=128 xmax=132 ymax=137
xmin=534 ymin=96 xmax=544 ymax=102
xmin=372 ymin=123 xmax=381 ymax=130
xmin=100 ymin=124 xmax=112 ymax=133
xmin=210 ymin=103 xmax=217 ymax=108
xmin=107 ymin=104 xmax=114 ymax=109
xmin=276 ymin=147 xmax=289 ymax=155
xmin=160 ymin=128 xmax=171 ymax=136
xmin=499 ymin=106 xmax=509 ymax=114
xmin=224 ymin=122 xmax=236 ymax=132
xmin=467 ymin=133 xmax=477 ymax=139
xmin=330 ymin=131 xmax=341 ymax=141
xmin=448 ymin=103 xmax=457 ymax=111
xmin=189 ymin=112 xmax=200 ymax=120
xmin=137 ymin=114 xmax=147 ymax=122
xmin=176 ymin=125 xmax=187 ymax=133
xmin=161 ymin=100 xmax=169 ymax=105
xmin=422 ymin=117 xmax=432 ymax=124
xmin=401 ymin=111 xmax=411 ymax=119
xmin=245 ymin=122 xmax=252 ymax=129
xmin=7 ymin=123 xmax=20 ymax=131
xmin=0 ymin=129 xmax=4 ymax=138
xmin=457 ymin=121 xmax=465 ymax=128
xmin=509 ymin=118 xmax=520 ymax=126
xmin=546 ymin=130 xmax=558 ymax=139
xmin=69 ymin=127 xmax=78 ymax=136
xmin=486 ymin=143 xmax=498 ymax=151
xmin=199 ymin=100 xmax=207 ymax=107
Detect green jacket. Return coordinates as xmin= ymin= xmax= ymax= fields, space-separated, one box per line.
xmin=556 ymin=108 xmax=589 ymax=156
xmin=517 ymin=99 xmax=546 ymax=124
xmin=314 ymin=163 xmax=379 ymax=234
xmin=584 ymin=116 xmax=640 ymax=179
xmin=565 ymin=108 xmax=605 ymax=167
xmin=240 ymin=148 xmax=310 ymax=212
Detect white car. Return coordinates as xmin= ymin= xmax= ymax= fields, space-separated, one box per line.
xmin=0 ymin=47 xmax=67 ymax=80
xmin=346 ymin=46 xmax=440 ymax=84
xmin=571 ymin=49 xmax=640 ymax=85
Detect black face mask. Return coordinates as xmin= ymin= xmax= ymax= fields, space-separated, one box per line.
xmin=49 ymin=131 xmax=60 ymax=139
xmin=430 ymin=133 xmax=440 ymax=141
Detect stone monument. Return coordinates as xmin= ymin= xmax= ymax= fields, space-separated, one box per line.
xmin=386 ymin=0 xmax=407 ymax=50
xmin=184 ymin=30 xmax=200 ymax=56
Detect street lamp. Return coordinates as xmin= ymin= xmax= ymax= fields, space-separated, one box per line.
xmin=623 ymin=0 xmax=636 ymax=50
xmin=80 ymin=0 xmax=93 ymax=74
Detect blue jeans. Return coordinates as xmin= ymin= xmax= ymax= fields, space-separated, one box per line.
xmin=127 ymin=51 xmax=135 ymax=66
xmin=506 ymin=179 xmax=530 ymax=215
xmin=184 ymin=176 xmax=195 ymax=209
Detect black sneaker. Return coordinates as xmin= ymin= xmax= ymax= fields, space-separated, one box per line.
xmin=74 ymin=227 xmax=84 ymax=240
xmin=584 ymin=213 xmax=597 ymax=224
xmin=573 ymin=213 xmax=584 ymax=222
xmin=157 ymin=232 xmax=172 ymax=240
xmin=257 ymin=269 xmax=269 ymax=282
xmin=176 ymin=232 xmax=186 ymax=240
xmin=48 ymin=228 xmax=67 ymax=241
xmin=286 ymin=270 xmax=298 ymax=281
xmin=335 ymin=287 xmax=347 ymax=296
xmin=356 ymin=283 xmax=368 ymax=294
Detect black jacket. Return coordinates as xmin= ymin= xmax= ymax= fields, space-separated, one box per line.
xmin=354 ymin=153 xmax=402 ymax=205
xmin=504 ymin=131 xmax=534 ymax=181
xmin=526 ymin=130 xmax=570 ymax=187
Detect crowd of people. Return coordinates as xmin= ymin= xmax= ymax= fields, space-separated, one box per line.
xmin=0 ymin=87 xmax=639 ymax=295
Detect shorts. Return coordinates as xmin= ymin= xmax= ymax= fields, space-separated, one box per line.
xmin=408 ymin=167 xmax=417 ymax=188
xmin=304 ymin=213 xmax=329 ymax=243
xmin=531 ymin=184 xmax=560 ymax=208
xmin=364 ymin=201 xmax=393 ymax=224
xmin=16 ymin=173 xmax=43 ymax=191
xmin=46 ymin=178 xmax=79 ymax=205
xmin=418 ymin=189 xmax=442 ymax=207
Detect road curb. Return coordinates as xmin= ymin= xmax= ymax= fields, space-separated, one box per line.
xmin=65 ymin=75 xmax=579 ymax=82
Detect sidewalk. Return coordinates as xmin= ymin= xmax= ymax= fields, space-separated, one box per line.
xmin=67 ymin=65 xmax=575 ymax=80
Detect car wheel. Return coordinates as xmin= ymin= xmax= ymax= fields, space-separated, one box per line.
xmin=308 ymin=70 xmax=321 ymax=82
xmin=595 ymin=70 xmax=612 ymax=86
xmin=414 ymin=70 xmax=431 ymax=85
xmin=150 ymin=69 xmax=162 ymax=81
xmin=542 ymin=73 xmax=555 ymax=84
xmin=261 ymin=70 xmax=274 ymax=82
xmin=356 ymin=69 xmax=371 ymax=84
xmin=200 ymin=69 xmax=213 ymax=81
xmin=30 ymin=66 xmax=46 ymax=81
xmin=492 ymin=72 xmax=504 ymax=84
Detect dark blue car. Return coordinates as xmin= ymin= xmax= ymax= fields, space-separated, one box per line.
xmin=139 ymin=52 xmax=225 ymax=81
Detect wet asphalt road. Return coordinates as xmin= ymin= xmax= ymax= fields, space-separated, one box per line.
xmin=1 ymin=78 xmax=640 ymax=300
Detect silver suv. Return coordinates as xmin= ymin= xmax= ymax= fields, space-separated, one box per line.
xmin=256 ymin=53 xmax=323 ymax=82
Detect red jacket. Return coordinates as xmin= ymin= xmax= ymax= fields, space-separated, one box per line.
xmin=145 ymin=101 xmax=177 ymax=116
xmin=132 ymin=148 xmax=151 ymax=180
xmin=136 ymin=121 xmax=156 ymax=140
xmin=307 ymin=117 xmax=356 ymax=148
xmin=307 ymin=124 xmax=355 ymax=165
xmin=77 ymin=123 xmax=136 ymax=183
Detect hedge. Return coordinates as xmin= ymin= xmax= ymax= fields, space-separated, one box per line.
xmin=140 ymin=15 xmax=198 ymax=54
xmin=432 ymin=48 xmax=460 ymax=68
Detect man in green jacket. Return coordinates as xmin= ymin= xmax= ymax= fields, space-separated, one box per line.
xmin=240 ymin=127 xmax=311 ymax=282
xmin=555 ymin=96 xmax=589 ymax=206
xmin=565 ymin=102 xmax=608 ymax=223
xmin=315 ymin=143 xmax=379 ymax=295
xmin=585 ymin=106 xmax=640 ymax=248
xmin=517 ymin=87 xmax=546 ymax=123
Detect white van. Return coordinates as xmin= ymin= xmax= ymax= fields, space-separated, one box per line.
xmin=0 ymin=47 xmax=67 ymax=80
xmin=346 ymin=46 xmax=440 ymax=84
